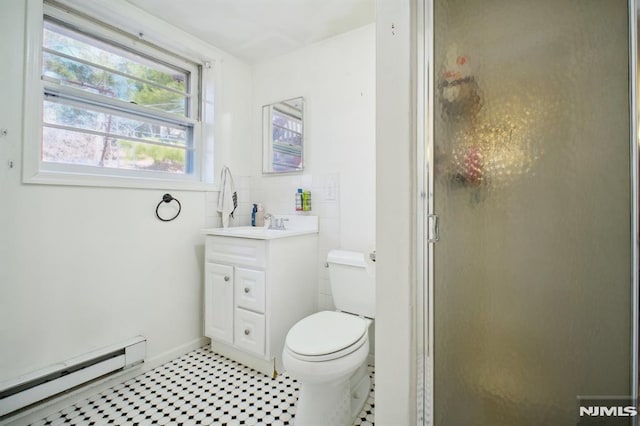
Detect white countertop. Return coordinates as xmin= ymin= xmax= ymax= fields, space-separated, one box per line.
xmin=203 ymin=215 xmax=318 ymax=240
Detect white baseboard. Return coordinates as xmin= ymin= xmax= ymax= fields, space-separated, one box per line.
xmin=210 ymin=340 xmax=276 ymax=378
xmin=0 ymin=337 xmax=209 ymax=426
xmin=145 ymin=337 xmax=210 ymax=368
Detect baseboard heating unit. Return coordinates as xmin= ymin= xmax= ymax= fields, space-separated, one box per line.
xmin=0 ymin=336 xmax=146 ymax=417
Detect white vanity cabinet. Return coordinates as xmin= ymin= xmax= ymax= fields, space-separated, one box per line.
xmin=203 ymin=226 xmax=317 ymax=377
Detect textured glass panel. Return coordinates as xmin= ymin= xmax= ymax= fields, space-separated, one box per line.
xmin=432 ymin=0 xmax=632 ymax=424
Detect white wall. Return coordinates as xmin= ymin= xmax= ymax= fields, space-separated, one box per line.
xmin=375 ymin=0 xmax=415 ymax=423
xmin=250 ymin=24 xmax=376 ymax=312
xmin=0 ymin=0 xmax=252 ymax=384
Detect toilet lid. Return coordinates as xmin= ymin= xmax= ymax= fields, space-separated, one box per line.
xmin=286 ymin=311 xmax=367 ymax=356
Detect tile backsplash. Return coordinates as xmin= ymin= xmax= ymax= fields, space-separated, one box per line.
xmin=204 ymin=175 xmax=252 ymax=228
xmin=253 ymin=173 xmax=340 ymax=311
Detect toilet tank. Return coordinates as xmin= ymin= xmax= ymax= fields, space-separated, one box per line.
xmin=327 ymin=249 xmax=375 ymax=318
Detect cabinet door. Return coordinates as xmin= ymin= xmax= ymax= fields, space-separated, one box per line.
xmin=204 ymin=262 xmax=234 ymax=344
xmin=234 ymin=267 xmax=266 ymax=313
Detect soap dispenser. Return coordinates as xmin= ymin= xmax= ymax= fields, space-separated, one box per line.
xmin=251 ymin=204 xmax=257 ymax=226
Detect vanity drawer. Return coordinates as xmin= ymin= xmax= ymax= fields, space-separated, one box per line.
xmin=234 ymin=308 xmax=265 ymax=356
xmin=206 ymin=236 xmax=266 ymax=269
xmin=234 ymin=267 xmax=265 ymax=313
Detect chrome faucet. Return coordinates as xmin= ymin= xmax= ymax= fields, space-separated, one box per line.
xmin=269 ymin=217 xmax=289 ymax=230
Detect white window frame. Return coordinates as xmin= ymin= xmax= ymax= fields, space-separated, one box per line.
xmin=23 ymin=0 xmax=216 ymax=190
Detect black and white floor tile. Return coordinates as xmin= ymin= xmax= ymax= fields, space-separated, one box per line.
xmin=31 ymin=346 xmax=375 ymax=425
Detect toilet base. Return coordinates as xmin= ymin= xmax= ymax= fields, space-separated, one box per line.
xmin=293 ymin=363 xmax=371 ymax=426
xmin=349 ymin=363 xmax=371 ymax=420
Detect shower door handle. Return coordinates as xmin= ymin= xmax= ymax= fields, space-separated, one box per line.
xmin=428 ymin=214 xmax=439 ymax=243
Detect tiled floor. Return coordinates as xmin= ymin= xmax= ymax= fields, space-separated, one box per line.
xmin=30 ymin=346 xmax=375 ymax=425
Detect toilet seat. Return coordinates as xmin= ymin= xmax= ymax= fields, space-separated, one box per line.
xmin=285 ymin=311 xmax=369 ymax=362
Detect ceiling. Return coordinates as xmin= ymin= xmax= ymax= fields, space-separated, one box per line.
xmin=125 ymin=0 xmax=375 ymax=65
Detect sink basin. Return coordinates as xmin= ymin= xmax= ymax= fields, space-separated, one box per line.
xmin=203 ymin=216 xmax=318 ymax=240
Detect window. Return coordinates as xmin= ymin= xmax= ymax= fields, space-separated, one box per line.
xmin=28 ymin=1 xmax=208 ymax=187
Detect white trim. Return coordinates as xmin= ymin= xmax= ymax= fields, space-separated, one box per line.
xmin=415 ymin=0 xmax=427 ymax=424
xmin=629 ymin=0 xmax=639 ymax=421
xmin=423 ymin=0 xmax=435 ymax=424
xmin=23 ymin=169 xmax=217 ymax=191
xmin=200 ymin=60 xmax=216 ymax=185
xmin=23 ymin=0 xmax=46 ymax=186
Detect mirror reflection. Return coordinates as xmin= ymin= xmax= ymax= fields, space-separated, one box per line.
xmin=262 ymin=97 xmax=304 ymax=173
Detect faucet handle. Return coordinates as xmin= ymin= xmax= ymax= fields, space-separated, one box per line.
xmin=270 ymin=217 xmax=289 ymax=230
xmin=264 ymin=213 xmax=273 ymax=229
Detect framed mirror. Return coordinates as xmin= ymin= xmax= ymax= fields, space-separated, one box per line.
xmin=262 ymin=97 xmax=304 ymax=173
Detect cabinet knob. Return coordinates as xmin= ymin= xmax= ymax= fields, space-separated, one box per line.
xmin=224 ymin=276 xmax=230 ymax=282
xmin=244 ymin=329 xmax=250 ymax=336
xmin=244 ymin=287 xmax=250 ymax=294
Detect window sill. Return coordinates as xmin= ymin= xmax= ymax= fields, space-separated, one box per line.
xmin=23 ymin=170 xmax=217 ymax=192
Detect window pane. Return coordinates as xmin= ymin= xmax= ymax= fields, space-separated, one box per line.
xmin=43 ymin=98 xmax=191 ymax=174
xmin=43 ymin=20 xmax=189 ymax=117
xmin=44 ymin=99 xmax=189 ymax=147
xmin=43 ymin=127 xmax=188 ymax=174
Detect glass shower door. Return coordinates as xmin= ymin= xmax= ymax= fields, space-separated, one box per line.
xmin=429 ymin=0 xmax=635 ymax=424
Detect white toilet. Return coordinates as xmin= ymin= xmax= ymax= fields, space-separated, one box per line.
xmin=283 ymin=249 xmax=375 ymax=426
